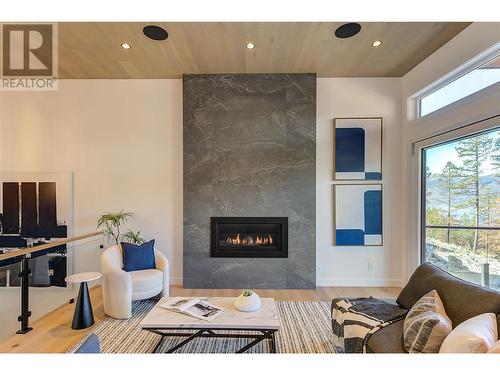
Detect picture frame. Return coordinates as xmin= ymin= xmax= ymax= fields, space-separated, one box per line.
xmin=333 ymin=117 xmax=383 ymax=180
xmin=332 ymin=183 xmax=383 ymax=246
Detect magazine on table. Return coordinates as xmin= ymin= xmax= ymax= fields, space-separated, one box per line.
xmin=160 ymin=297 xmax=226 ymax=321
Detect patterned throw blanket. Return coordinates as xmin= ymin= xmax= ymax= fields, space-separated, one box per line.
xmin=331 ymin=297 xmax=408 ymax=353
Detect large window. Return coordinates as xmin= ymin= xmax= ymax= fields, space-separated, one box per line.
xmin=422 ymin=127 xmax=500 ymax=290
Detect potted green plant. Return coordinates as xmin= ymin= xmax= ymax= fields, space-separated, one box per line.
xmin=234 ymin=289 xmax=261 ymax=312
xmin=97 ymin=210 xmax=145 ymax=245
xmin=122 ymin=230 xmax=146 ymax=245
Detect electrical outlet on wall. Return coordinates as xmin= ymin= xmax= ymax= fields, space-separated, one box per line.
xmin=368 ymin=262 xmax=374 ymax=271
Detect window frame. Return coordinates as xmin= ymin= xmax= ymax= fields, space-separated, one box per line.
xmin=414 ymin=116 xmax=500 ymax=277
xmin=410 ymin=42 xmax=500 ymax=120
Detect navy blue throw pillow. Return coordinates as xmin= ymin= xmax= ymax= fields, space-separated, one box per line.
xmin=121 ymin=239 xmax=156 ymax=272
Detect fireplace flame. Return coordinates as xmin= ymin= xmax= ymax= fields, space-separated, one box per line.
xmin=224 ymin=234 xmax=274 ymax=246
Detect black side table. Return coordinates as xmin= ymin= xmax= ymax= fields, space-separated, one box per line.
xmin=65 ymin=272 xmax=102 ymax=330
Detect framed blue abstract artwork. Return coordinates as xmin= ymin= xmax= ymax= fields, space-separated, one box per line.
xmin=333 ymin=184 xmax=383 ymax=246
xmin=333 ymin=117 xmax=382 ymax=180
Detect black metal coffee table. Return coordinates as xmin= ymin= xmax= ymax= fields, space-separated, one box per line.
xmin=140 ymin=297 xmax=280 ymax=353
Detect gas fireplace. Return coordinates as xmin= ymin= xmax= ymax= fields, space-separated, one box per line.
xmin=210 ymin=217 xmax=288 ymax=258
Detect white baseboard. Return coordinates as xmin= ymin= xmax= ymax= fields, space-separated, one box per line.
xmin=316 ymin=278 xmax=403 ymax=287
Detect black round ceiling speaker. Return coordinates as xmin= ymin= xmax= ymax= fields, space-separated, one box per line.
xmin=334 ymin=23 xmax=361 ymax=39
xmin=143 ymin=25 xmax=169 ymax=41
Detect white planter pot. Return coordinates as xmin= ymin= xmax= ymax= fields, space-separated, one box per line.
xmin=234 ymin=291 xmax=261 ymax=312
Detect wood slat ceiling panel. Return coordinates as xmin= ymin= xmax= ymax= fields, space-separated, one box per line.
xmin=58 ymin=22 xmax=470 ymax=78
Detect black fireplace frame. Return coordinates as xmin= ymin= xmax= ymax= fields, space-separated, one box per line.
xmin=210 ymin=217 xmax=288 ymax=258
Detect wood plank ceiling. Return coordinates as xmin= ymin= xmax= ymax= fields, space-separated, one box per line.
xmin=58 ymin=22 xmax=470 ymax=78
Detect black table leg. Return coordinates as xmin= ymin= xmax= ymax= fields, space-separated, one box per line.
xmin=165 ymin=330 xmax=207 ymax=353
xmin=236 ymin=330 xmax=277 ymax=353
xmin=236 ymin=335 xmax=268 ymax=353
xmin=71 ymin=281 xmax=94 ymax=330
xmin=152 ymin=336 xmax=165 ymax=353
xmin=144 ymin=328 xmax=279 ymax=353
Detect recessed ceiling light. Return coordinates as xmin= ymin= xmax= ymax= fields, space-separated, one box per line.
xmin=334 ymin=23 xmax=361 ymax=39
xmin=246 ymin=42 xmax=255 ymax=49
xmin=372 ymin=40 xmax=383 ymax=47
xmin=121 ymin=42 xmax=131 ymax=49
xmin=143 ymin=25 xmax=169 ymax=41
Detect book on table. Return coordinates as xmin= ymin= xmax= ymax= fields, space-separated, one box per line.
xmin=159 ymin=297 xmax=226 ymax=321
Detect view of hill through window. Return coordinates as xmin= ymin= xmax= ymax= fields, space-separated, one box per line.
xmin=423 ymin=127 xmax=500 ymax=289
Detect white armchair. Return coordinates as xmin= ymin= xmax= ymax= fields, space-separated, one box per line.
xmin=100 ymin=244 xmax=169 ymax=319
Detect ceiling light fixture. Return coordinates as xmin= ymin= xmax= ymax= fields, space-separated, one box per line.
xmin=371 ymin=40 xmax=383 ymax=47
xmin=246 ymin=42 xmax=255 ymax=49
xmin=334 ymin=23 xmax=361 ymax=39
xmin=121 ymin=42 xmax=131 ymax=49
xmin=143 ymin=25 xmax=169 ymax=41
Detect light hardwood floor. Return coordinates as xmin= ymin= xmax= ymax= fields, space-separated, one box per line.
xmin=0 ymin=285 xmax=400 ymax=353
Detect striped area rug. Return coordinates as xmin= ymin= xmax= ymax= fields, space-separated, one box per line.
xmin=72 ymin=300 xmax=341 ymax=353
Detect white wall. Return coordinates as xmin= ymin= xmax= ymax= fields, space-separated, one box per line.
xmin=400 ymin=23 xmax=500 ymax=281
xmin=316 ymin=78 xmax=403 ymax=286
xmin=0 ymin=79 xmax=183 ymax=339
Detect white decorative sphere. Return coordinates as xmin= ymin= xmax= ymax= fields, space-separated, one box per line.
xmin=234 ymin=291 xmax=261 ymax=312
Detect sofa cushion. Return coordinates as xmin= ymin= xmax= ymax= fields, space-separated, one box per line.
xmin=121 ymin=240 xmax=156 ymax=272
xmin=403 ymin=290 xmax=452 ymax=353
xmin=440 ymin=313 xmax=498 ymax=353
xmin=130 ymin=269 xmax=163 ymax=292
xmin=397 ymin=263 xmax=500 ymax=327
xmin=366 ymin=320 xmax=405 ymax=353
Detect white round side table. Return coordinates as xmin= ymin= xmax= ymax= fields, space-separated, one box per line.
xmin=65 ymin=272 xmax=102 ymax=330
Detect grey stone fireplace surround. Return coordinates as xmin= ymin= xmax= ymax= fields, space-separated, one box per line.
xmin=183 ymin=73 xmax=316 ymax=289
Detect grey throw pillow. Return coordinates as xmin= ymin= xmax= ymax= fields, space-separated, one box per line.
xmin=403 ymin=289 xmax=452 ymax=353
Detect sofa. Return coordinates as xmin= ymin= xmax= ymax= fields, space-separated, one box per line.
xmin=345 ymin=263 xmax=500 ymax=353
xmin=100 ymin=244 xmax=169 ymax=319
